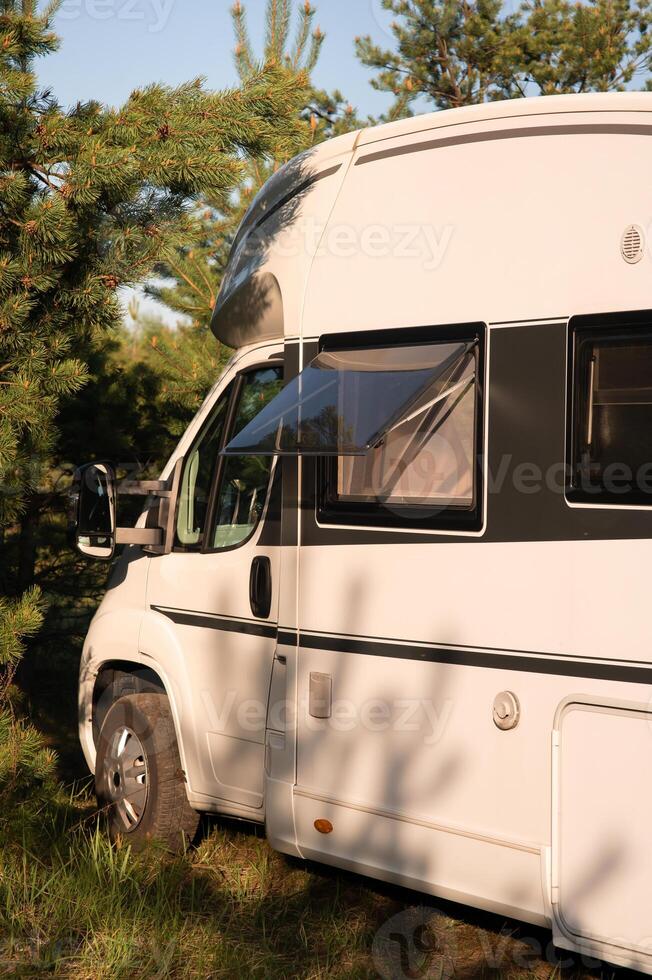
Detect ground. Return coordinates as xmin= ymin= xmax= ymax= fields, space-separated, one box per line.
xmin=0 ymin=656 xmax=634 ymax=979
xmin=0 ymin=794 xmax=630 ymax=979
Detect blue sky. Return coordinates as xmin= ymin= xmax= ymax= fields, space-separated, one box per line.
xmin=37 ymin=0 xmax=400 ymax=325
xmin=38 ymin=0 xmax=396 ymax=118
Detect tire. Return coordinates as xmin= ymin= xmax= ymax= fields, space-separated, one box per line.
xmin=95 ymin=692 xmax=200 ymax=852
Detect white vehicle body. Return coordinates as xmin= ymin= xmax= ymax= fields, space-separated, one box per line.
xmin=79 ymin=92 xmax=652 ymax=973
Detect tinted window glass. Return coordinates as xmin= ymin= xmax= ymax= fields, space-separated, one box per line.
xmin=570 ymin=326 xmax=652 ymax=502
xmin=223 ymin=342 xmax=470 ymax=456
xmin=317 ymin=327 xmax=484 ymax=532
xmin=212 ymin=367 xmax=284 ymax=549
xmin=337 ymin=353 xmax=476 ymax=508
xmin=175 ymin=389 xmax=231 ymax=547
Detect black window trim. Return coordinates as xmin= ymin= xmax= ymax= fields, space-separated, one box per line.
xmin=566 ymin=308 xmax=652 ymax=507
xmin=172 ymin=360 xmax=284 ymax=555
xmin=316 ymin=321 xmax=486 ymax=533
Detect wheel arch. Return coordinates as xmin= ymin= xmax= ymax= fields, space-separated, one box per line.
xmin=81 ymin=656 xmax=189 ymax=793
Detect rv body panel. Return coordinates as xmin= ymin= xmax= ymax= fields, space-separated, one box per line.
xmin=79 ymin=93 xmax=652 ymax=973
xmin=304 ymin=108 xmax=652 ymax=335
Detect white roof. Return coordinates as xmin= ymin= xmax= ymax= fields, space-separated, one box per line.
xmin=312 ymin=91 xmax=652 ymax=166
xmin=361 ymin=90 xmax=652 ymax=144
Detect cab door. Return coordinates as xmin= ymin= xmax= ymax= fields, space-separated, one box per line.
xmin=144 ymin=346 xmax=284 ymax=811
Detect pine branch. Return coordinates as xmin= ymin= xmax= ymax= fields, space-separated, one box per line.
xmin=232 ymin=1 xmax=256 ymax=81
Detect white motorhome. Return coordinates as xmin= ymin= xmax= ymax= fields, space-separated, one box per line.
xmin=71 ymin=92 xmax=652 ymax=974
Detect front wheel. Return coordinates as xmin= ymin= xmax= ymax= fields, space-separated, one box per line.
xmin=95 ymin=692 xmax=199 ymax=851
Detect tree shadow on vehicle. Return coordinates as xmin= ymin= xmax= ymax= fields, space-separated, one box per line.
xmin=197 ymin=812 xmax=631 ymax=980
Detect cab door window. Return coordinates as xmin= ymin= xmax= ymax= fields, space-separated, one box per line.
xmin=175 ymin=386 xmax=232 ymax=548
xmin=211 ymin=367 xmax=284 ymax=550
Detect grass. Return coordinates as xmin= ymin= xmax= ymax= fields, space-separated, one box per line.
xmin=0 ymin=787 xmax=609 ymax=980
xmin=0 ymin=794 xmax=382 ymax=978
xmin=7 ymin=604 xmax=605 ymax=977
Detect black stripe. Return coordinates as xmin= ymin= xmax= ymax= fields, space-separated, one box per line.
xmin=356 ymin=123 xmax=652 ymax=167
xmin=153 ymin=610 xmax=652 ymax=684
xmin=151 ymin=606 xmax=277 ymax=639
xmin=278 ymin=629 xmax=652 ymax=684
xmin=280 ymin=341 xmax=304 ymax=549
xmin=234 ymin=164 xmax=342 ymax=248
xmin=278 ymin=629 xmax=298 ymax=646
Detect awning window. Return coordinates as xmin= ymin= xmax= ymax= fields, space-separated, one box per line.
xmin=222 ymin=339 xmax=476 ymax=457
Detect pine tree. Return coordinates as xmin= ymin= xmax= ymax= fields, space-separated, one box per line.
xmin=0 ymin=0 xmax=307 ymax=807
xmin=232 ymin=0 xmax=360 ymax=139
xmin=146 ymin=0 xmax=360 ymax=411
xmin=0 ymin=585 xmax=55 ymax=818
xmin=356 ymin=0 xmax=652 ymax=117
xmin=233 ymin=0 xmax=324 ymax=78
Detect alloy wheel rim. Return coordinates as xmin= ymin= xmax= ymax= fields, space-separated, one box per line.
xmin=104 ymin=726 xmax=148 ymax=830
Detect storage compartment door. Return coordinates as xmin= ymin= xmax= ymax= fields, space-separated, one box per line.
xmin=554 ymin=700 xmax=652 ymax=969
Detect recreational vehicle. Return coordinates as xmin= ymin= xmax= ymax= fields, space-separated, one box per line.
xmin=70 ymin=92 xmax=652 ymax=974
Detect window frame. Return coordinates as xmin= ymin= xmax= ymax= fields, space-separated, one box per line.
xmin=172 ymin=360 xmax=284 ymax=555
xmin=316 ymin=322 xmax=486 ymax=533
xmin=567 ymin=309 xmax=652 ymax=507
xmin=173 ymin=380 xmax=237 ymax=553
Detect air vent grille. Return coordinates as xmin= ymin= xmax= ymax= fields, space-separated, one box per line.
xmin=621 ymin=224 xmax=645 ymax=264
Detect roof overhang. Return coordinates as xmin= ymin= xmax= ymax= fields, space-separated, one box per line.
xmin=210 ymin=272 xmax=284 ymax=349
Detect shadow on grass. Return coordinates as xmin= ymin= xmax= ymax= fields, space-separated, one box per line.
xmin=0 ymin=798 xmax=642 ymax=980
xmin=199 ymin=814 xmax=632 ymax=980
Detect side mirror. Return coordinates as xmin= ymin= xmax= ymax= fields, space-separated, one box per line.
xmin=68 ymin=458 xmax=183 ymax=562
xmin=69 ymin=463 xmax=117 ymax=561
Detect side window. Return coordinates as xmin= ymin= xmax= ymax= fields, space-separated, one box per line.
xmin=320 ymin=328 xmax=483 ymax=531
xmin=211 ymin=367 xmax=284 ymax=550
xmin=336 ymin=353 xmax=476 ymax=510
xmin=569 ymin=318 xmax=652 ymax=504
xmin=175 ymin=387 xmax=232 ymax=548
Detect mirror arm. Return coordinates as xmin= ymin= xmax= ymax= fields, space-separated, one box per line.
xmin=142 ymin=458 xmax=184 ymax=557
xmin=114 ymin=462 xmax=183 ymax=554
xmin=117 ymin=480 xmax=170 ymax=496
xmin=116 ymin=528 xmax=163 ymax=546
xmin=116 ymin=460 xmax=182 ymax=505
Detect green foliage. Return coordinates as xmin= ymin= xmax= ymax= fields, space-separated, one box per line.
xmin=0 ymin=585 xmax=56 ymax=819
xmin=524 ymin=0 xmax=652 ymax=95
xmin=0 ymin=0 xmax=310 ymax=818
xmin=0 ymin=808 xmax=399 ymax=978
xmin=147 ymin=0 xmax=361 ymax=414
xmin=0 ymin=0 xmax=304 ymax=521
xmin=131 ymin=312 xmax=231 ymax=417
xmin=233 ymin=0 xmax=325 ymax=76
xmin=356 ymin=0 xmax=652 ymax=117
xmin=0 ymin=706 xmax=57 ymax=819
xmin=0 ymin=587 xmax=43 ymax=675
xmin=233 ymin=0 xmax=362 ymax=137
